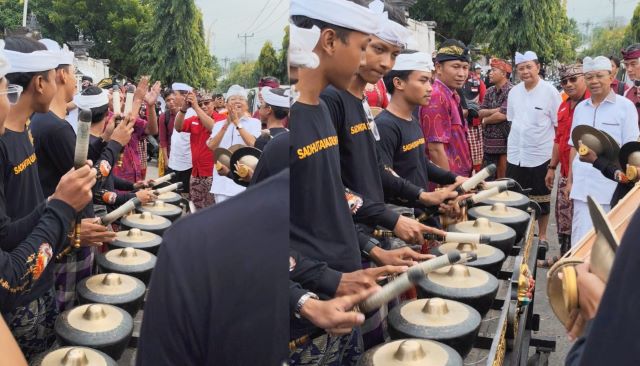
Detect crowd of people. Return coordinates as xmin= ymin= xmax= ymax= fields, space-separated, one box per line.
xmin=1 ymin=0 xmax=640 ymax=365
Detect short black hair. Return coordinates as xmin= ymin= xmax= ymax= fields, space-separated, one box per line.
xmin=82 ymin=86 xmax=109 ymax=123
xmin=3 ymin=36 xmax=50 ymax=90
xmin=268 ymin=105 xmax=289 ymax=120
xmin=609 ymin=55 xmax=621 ymax=68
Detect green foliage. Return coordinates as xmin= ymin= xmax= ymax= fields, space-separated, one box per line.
xmin=254 ymin=41 xmax=280 ymax=79
xmin=219 ymin=61 xmax=258 ymax=91
xmin=132 ymin=0 xmax=216 ymax=89
xmin=276 ymin=24 xmax=290 ymax=83
xmin=580 ymin=26 xmax=626 ymax=59
xmin=464 ymin=0 xmax=576 ymax=64
xmin=29 ymin=0 xmax=151 ymax=80
xmin=0 ymin=0 xmax=24 ymax=33
xmin=623 ymin=2 xmax=640 ymax=47
xmin=409 ymin=0 xmax=473 ymax=45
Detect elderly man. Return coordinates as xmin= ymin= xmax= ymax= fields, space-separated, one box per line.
xmin=506 ymin=51 xmax=562 ymax=247
xmin=420 ymin=39 xmax=473 ymax=183
xmin=622 ymin=43 xmax=640 ymax=122
xmin=568 ymin=56 xmax=639 ymax=247
xmin=207 ymin=85 xmax=261 ymax=203
xmin=478 ymin=58 xmax=513 ymax=178
xmin=545 ymin=64 xmax=588 ymax=256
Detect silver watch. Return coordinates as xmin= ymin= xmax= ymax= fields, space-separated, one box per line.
xmin=294 ymin=292 xmax=319 ymax=319
xmin=237 ymin=122 xmax=244 ymax=130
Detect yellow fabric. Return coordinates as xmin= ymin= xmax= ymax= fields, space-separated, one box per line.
xmin=157 ymin=149 xmax=165 ymax=177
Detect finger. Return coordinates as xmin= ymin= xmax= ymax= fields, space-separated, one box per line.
xmin=326 ymin=327 xmax=354 ymax=336
xmin=332 ymin=312 xmax=367 ymax=329
xmin=372 ymin=265 xmax=408 ymax=276
xmin=336 ymin=286 xmax=381 ymax=309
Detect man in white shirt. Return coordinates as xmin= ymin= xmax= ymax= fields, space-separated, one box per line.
xmin=568 ymin=56 xmax=639 ymax=247
xmin=506 ymin=51 xmax=562 ymax=246
xmin=167 ymin=83 xmax=194 ymax=198
xmin=207 ymin=85 xmax=261 ymax=202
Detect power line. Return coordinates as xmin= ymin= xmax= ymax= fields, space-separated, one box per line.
xmin=251 ymin=7 xmax=289 ymax=35
xmin=240 ymin=0 xmax=275 ymax=35
xmin=246 ymin=0 xmax=284 ymax=35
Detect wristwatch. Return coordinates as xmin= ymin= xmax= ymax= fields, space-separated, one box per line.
xmin=294 ymin=292 xmax=319 ymax=319
xmin=416 ymin=188 xmax=425 ymax=200
xmin=237 ymin=122 xmax=244 ymax=130
xmin=548 ymin=165 xmax=557 ymax=170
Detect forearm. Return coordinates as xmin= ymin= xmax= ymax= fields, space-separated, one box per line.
xmin=144 ymin=105 xmax=158 ymax=135
xmin=478 ymin=108 xmax=499 ymax=119
xmin=195 ymin=107 xmax=215 ymax=131
xmin=568 ymin=148 xmax=577 ymax=183
xmin=427 ymin=143 xmax=450 ymax=171
xmin=549 ymin=143 xmax=560 ymax=167
xmin=426 ymin=160 xmax=457 ymax=185
xmin=0 ymin=202 xmax=47 ymax=251
xmin=239 ymin=128 xmax=257 ymax=146
xmin=483 ymin=112 xmax=507 ymax=124
xmin=289 ymin=249 xmax=342 ymax=298
xmin=174 ymin=112 xmax=186 ymax=132
xmin=207 ymin=125 xmax=228 ymax=151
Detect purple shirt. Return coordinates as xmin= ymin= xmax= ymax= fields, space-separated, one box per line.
xmin=112 ymin=114 xmax=148 ymax=184
xmin=419 ymin=79 xmax=472 ymax=178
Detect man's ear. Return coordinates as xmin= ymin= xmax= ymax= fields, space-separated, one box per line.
xmin=393 ymin=77 xmax=405 ymax=92
xmin=318 ymin=28 xmax=340 ymax=57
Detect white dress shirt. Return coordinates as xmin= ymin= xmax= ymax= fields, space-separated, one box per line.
xmin=569 ymin=91 xmax=639 ymax=204
xmin=168 ymin=109 xmax=195 ymax=171
xmin=506 ymin=79 xmax=562 ymax=167
xmin=209 ymin=116 xmax=262 ymax=196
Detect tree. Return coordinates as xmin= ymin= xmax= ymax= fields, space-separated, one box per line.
xmin=580 ymin=26 xmax=626 ymax=59
xmin=410 ymin=0 xmax=473 ymax=45
xmin=132 ymin=0 xmax=215 ymax=89
xmin=255 ymin=41 xmax=280 ymax=79
xmin=464 ymin=0 xmax=576 ymax=64
xmin=276 ymin=25 xmax=290 ymax=83
xmin=0 ymin=0 xmax=24 ymax=33
xmin=30 ymin=0 xmax=151 ymax=80
xmin=623 ymin=2 xmax=640 ymax=48
xmin=219 ymin=61 xmax=258 ymax=91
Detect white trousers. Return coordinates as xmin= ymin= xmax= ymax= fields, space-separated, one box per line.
xmin=214 ymin=194 xmax=232 ymax=203
xmin=571 ymin=199 xmax=611 ymax=248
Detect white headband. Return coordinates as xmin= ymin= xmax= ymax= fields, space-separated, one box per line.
xmin=262 ymin=87 xmax=290 ymax=108
xmin=290 ymin=0 xmax=380 ymax=35
xmin=171 ymin=82 xmax=193 ymax=92
xmin=583 ymin=56 xmax=612 ymax=73
xmin=39 ymin=38 xmax=74 ymax=66
xmin=3 ymin=45 xmax=59 ymax=73
xmin=515 ymin=51 xmax=538 ymax=65
xmin=369 ymin=0 xmax=412 ymax=49
xmin=0 ymin=41 xmax=10 ymax=78
xmin=226 ymin=84 xmax=247 ymax=100
xmin=289 ymin=24 xmax=321 ymax=69
xmin=392 ymin=52 xmax=434 ymax=72
xmin=75 ymin=89 xmax=109 ymax=109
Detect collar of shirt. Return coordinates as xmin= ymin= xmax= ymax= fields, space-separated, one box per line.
xmin=434 ymin=79 xmax=454 ymax=98
xmin=585 ymin=90 xmax=617 ymax=107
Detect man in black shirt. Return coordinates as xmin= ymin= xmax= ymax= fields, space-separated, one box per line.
xmin=30 ymin=41 xmax=117 ymax=311
xmin=255 ymin=87 xmax=289 ymax=150
xmin=289 ymin=1 xmax=407 ymax=364
xmin=137 ymin=170 xmax=289 ymax=366
xmin=377 ymin=52 xmax=464 ymax=240
xmin=0 ymin=35 xmax=98 ymax=360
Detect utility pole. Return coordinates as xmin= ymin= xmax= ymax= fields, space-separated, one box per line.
xmin=221 ymin=57 xmax=230 ymax=74
xmin=22 ymin=0 xmax=29 ymax=27
xmin=238 ymin=33 xmax=254 ymax=62
xmin=611 ymin=0 xmax=616 ymax=28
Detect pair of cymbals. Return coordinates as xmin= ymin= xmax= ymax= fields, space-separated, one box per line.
xmin=547 ymin=195 xmax=620 ymax=329
xmin=215 ymin=144 xmax=262 ymax=187
xmin=620 ymin=141 xmax=640 ymax=170
xmin=571 ymin=125 xmax=620 ymax=163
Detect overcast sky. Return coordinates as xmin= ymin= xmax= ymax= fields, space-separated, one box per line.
xmin=195 ymin=0 xmax=639 ymax=62
xmin=195 ymin=0 xmax=288 ymax=64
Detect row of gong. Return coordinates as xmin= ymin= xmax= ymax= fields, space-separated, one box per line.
xmin=34 ymin=191 xmax=184 ymax=365
xmin=359 ymin=188 xmax=531 ymax=366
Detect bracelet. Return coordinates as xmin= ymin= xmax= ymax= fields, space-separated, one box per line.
xmin=548 ymin=165 xmax=557 ymax=170
xmin=416 ymin=188 xmax=425 ymax=200
xmin=294 ymin=292 xmax=319 ymax=319
xmin=179 ymin=109 xmax=187 ymax=114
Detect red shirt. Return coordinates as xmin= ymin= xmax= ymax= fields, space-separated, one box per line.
xmin=158 ymin=111 xmax=175 ymax=154
xmin=182 ymin=115 xmax=215 ymax=177
xmin=555 ymin=91 xmax=590 ymax=177
xmin=364 ymin=79 xmax=389 ymax=108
